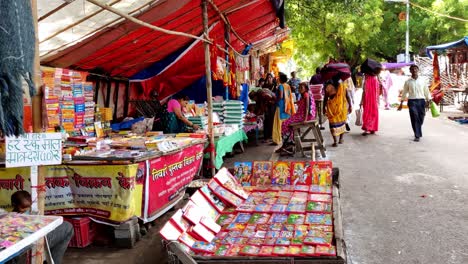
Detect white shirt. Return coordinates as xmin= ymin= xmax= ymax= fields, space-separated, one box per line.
xmin=401 ymin=77 xmax=430 ymax=101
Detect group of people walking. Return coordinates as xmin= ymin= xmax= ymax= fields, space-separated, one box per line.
xmin=256 ymin=63 xmax=431 ymax=148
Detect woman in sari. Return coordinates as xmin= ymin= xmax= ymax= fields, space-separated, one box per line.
xmin=272 ymin=72 xmax=296 ymax=145
xmin=281 ymin=82 xmax=316 ymax=139
xmin=360 ymin=74 xmax=380 ymax=135
xmin=163 ymin=94 xmax=199 ymax=133
xmin=323 ymin=79 xmax=352 ymax=147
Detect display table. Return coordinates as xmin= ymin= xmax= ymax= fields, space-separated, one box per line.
xmin=214 ymin=130 xmax=248 ymax=169
xmin=0 ymin=141 xmax=206 ymax=225
xmin=0 ymin=214 xmax=62 ymax=263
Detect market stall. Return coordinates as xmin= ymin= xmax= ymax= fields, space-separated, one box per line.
xmin=0 ymin=213 xmax=63 ymax=263
xmin=160 ymin=160 xmax=346 ymax=263
xmin=426 ymin=36 xmax=468 ymax=112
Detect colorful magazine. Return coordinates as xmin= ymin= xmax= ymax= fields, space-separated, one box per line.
xmin=270 ymin=204 xmax=287 ymax=213
xmin=233 ymin=213 xmax=252 ymax=224
xmin=291 ymin=161 xmax=311 ymax=185
xmin=272 ymin=161 xmax=291 ymax=185
xmin=225 ymin=244 xmax=243 ymax=256
xmin=310 ymin=161 xmax=333 ymax=186
xmin=315 ymin=245 xmax=336 ymax=256
xmin=248 ymin=213 xmax=271 ymax=224
xmin=306 ymin=201 xmax=332 ymax=213
xmin=216 ymin=214 xmax=235 ymax=227
xmin=214 ymin=168 xmax=249 ymax=199
xmin=233 ymin=162 xmax=253 ymax=186
xmin=240 ymin=245 xmax=261 ymax=256
xmin=215 ymin=245 xmax=230 ymax=256
xmin=258 ymin=246 xmax=274 ymax=256
xmin=192 ymin=241 xmax=217 ymax=254
xmin=268 ymin=214 xmax=288 ymax=224
xmin=305 ymin=213 xmax=333 ymax=226
xmin=287 ymin=214 xmax=306 ymax=225
xmin=269 ymin=223 xmax=283 ymax=231
xmin=247 ymin=237 xmax=265 ymax=246
xmin=275 ymin=237 xmax=291 ymax=246
xmin=252 ymin=161 xmax=273 ymax=185
xmin=254 ymin=204 xmax=272 ymax=213
xmin=273 ymin=246 xmax=289 ymax=255
xmin=288 ymin=245 xmax=302 ymax=256
xmin=264 ymin=238 xmax=276 ymax=246
xmin=309 ymin=185 xmax=332 ymax=194
xmin=308 ymin=225 xmax=334 ymax=232
xmin=301 ymin=245 xmax=316 ymax=256
xmin=308 ymin=194 xmax=332 ymax=203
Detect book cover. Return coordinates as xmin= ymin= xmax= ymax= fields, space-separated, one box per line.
xmin=214 ymin=245 xmax=230 ymax=256
xmin=281 ymin=224 xmax=295 ymax=232
xmin=288 ymin=246 xmax=302 ymax=256
xmin=287 ymin=214 xmax=306 ymax=225
xmin=252 ymin=161 xmax=273 ymax=185
xmin=286 ymin=204 xmax=306 ymax=214
xmin=182 ymin=202 xmax=203 ymax=225
xmin=277 ymin=191 xmax=293 ymax=198
xmin=190 ymin=191 xmax=219 ymax=220
xmin=247 ymin=237 xmax=265 ymax=246
xmin=208 ymin=180 xmax=244 ymax=207
xmin=308 ymin=194 xmax=332 ymax=203
xmin=276 ymin=197 xmax=290 ymax=205
xmin=269 ymin=223 xmax=283 ymax=231
xmin=240 ymin=245 xmax=261 ymax=256
xmin=199 ymin=185 xmax=227 ymax=213
xmin=266 ymin=230 xmax=280 ymax=238
xmin=254 ymin=204 xmax=272 ymax=213
xmin=272 ymin=161 xmax=291 ymax=185
xmin=304 ymin=230 xmax=333 ymax=246
xmin=309 ymin=225 xmax=334 ymax=232
xmin=294 ymin=230 xmax=307 ymax=238
xmin=200 ymin=216 xmax=221 ymax=234
xmin=241 ymin=228 xmax=256 ymax=238
xmin=256 ymin=224 xmax=269 ymax=231
xmin=248 ymin=213 xmax=271 ymax=224
xmin=191 ymin=241 xmax=217 ymax=254
xmin=310 ymin=161 xmax=333 ymax=186
xmin=291 ymin=161 xmax=311 ymax=185
xmin=254 ymin=230 xmax=267 ymax=238
xmin=315 ymin=245 xmax=336 ymax=256
xmin=301 ymin=245 xmax=316 ymax=256
xmin=270 ymin=204 xmax=287 ymax=213
xmin=264 ymin=238 xmax=276 ymax=246
xmin=178 ymin=232 xmax=196 ymax=248
xmin=225 ymin=244 xmax=243 ymax=256
xmin=170 ymin=209 xmax=191 ymax=233
xmin=280 ymin=231 xmax=293 ymax=239
xmin=305 ymin=213 xmax=333 ymax=226
xmin=225 ymin=223 xmax=246 ymax=231
xmin=294 ymin=185 xmax=310 ymax=192
xmin=291 ymin=237 xmax=303 ymax=246
xmin=233 ymin=162 xmax=253 ymax=186
xmin=236 ymin=203 xmax=256 ymax=213
xmin=214 ymin=168 xmax=249 ymax=199
xmin=309 ymin=185 xmax=332 ymax=194
xmin=306 ymin=201 xmax=332 ymax=213
xmin=159 ymin=221 xmax=182 ymax=241
xmin=275 ymin=238 xmax=291 ymax=246
xmin=268 ymin=214 xmax=288 ymax=224
xmin=233 ymin=213 xmax=252 ymax=224
xmin=273 ymin=246 xmax=289 ymax=255
xmin=216 ymin=214 xmax=235 ymax=227
xmin=258 ymin=246 xmax=274 ymax=256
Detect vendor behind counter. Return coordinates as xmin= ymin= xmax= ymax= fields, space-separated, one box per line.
xmin=163 ymin=95 xmax=200 ymax=133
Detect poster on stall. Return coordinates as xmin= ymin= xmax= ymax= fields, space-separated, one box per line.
xmin=146 ymin=144 xmax=204 ymax=219
xmin=5 ymin=133 xmax=62 ymax=167
xmin=43 ymin=165 xmax=143 ymax=223
xmin=0 ymin=167 xmax=31 ymax=211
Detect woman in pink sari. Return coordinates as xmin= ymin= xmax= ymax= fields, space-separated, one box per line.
xmin=360 ymin=74 xmax=380 ymax=135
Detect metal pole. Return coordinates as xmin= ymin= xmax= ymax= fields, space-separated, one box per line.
xmin=202 ymin=0 xmax=216 ymax=177
xmin=405 ymin=0 xmax=410 ymax=62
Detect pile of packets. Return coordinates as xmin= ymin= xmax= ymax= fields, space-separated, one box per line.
xmin=160 ymin=162 xmax=336 ymax=258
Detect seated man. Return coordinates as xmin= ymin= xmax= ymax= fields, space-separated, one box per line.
xmin=11 ymin=191 xmax=74 ymax=264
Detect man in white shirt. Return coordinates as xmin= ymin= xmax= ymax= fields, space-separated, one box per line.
xmin=398 ymin=65 xmax=431 ymax=142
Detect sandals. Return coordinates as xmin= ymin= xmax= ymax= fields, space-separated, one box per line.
xmin=338 ymin=139 xmax=344 ymax=144
xmin=332 ymin=143 xmax=338 ymax=147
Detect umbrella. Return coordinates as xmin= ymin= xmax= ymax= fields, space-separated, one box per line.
xmin=320 ymin=63 xmax=351 ymax=81
xmin=361 ymin=58 xmax=382 ymax=75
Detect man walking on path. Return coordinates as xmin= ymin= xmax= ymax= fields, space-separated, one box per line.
xmin=398 ymin=65 xmax=431 ymax=142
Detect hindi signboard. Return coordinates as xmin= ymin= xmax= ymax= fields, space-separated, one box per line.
xmin=5 ymin=133 xmax=62 ymax=168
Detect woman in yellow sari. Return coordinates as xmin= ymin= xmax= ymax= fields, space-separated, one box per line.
xmin=272 ymin=72 xmax=296 ymax=145
xmin=323 ymin=79 xmax=352 ymax=147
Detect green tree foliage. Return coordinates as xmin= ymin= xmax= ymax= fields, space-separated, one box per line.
xmin=286 ymin=0 xmax=468 ymax=77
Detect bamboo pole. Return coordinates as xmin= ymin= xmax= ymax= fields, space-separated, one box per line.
xmin=31 ymin=1 xmax=46 ymax=263
xmin=85 ymin=0 xmax=212 ymax=44
xmin=207 ymin=0 xmax=248 ymax=45
xmin=202 ymin=0 xmax=216 ymax=177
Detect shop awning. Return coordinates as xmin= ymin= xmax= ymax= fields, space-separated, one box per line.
xmin=426 ymin=36 xmax=468 ymax=58
xmin=38 ymin=0 xmax=284 ymax=78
